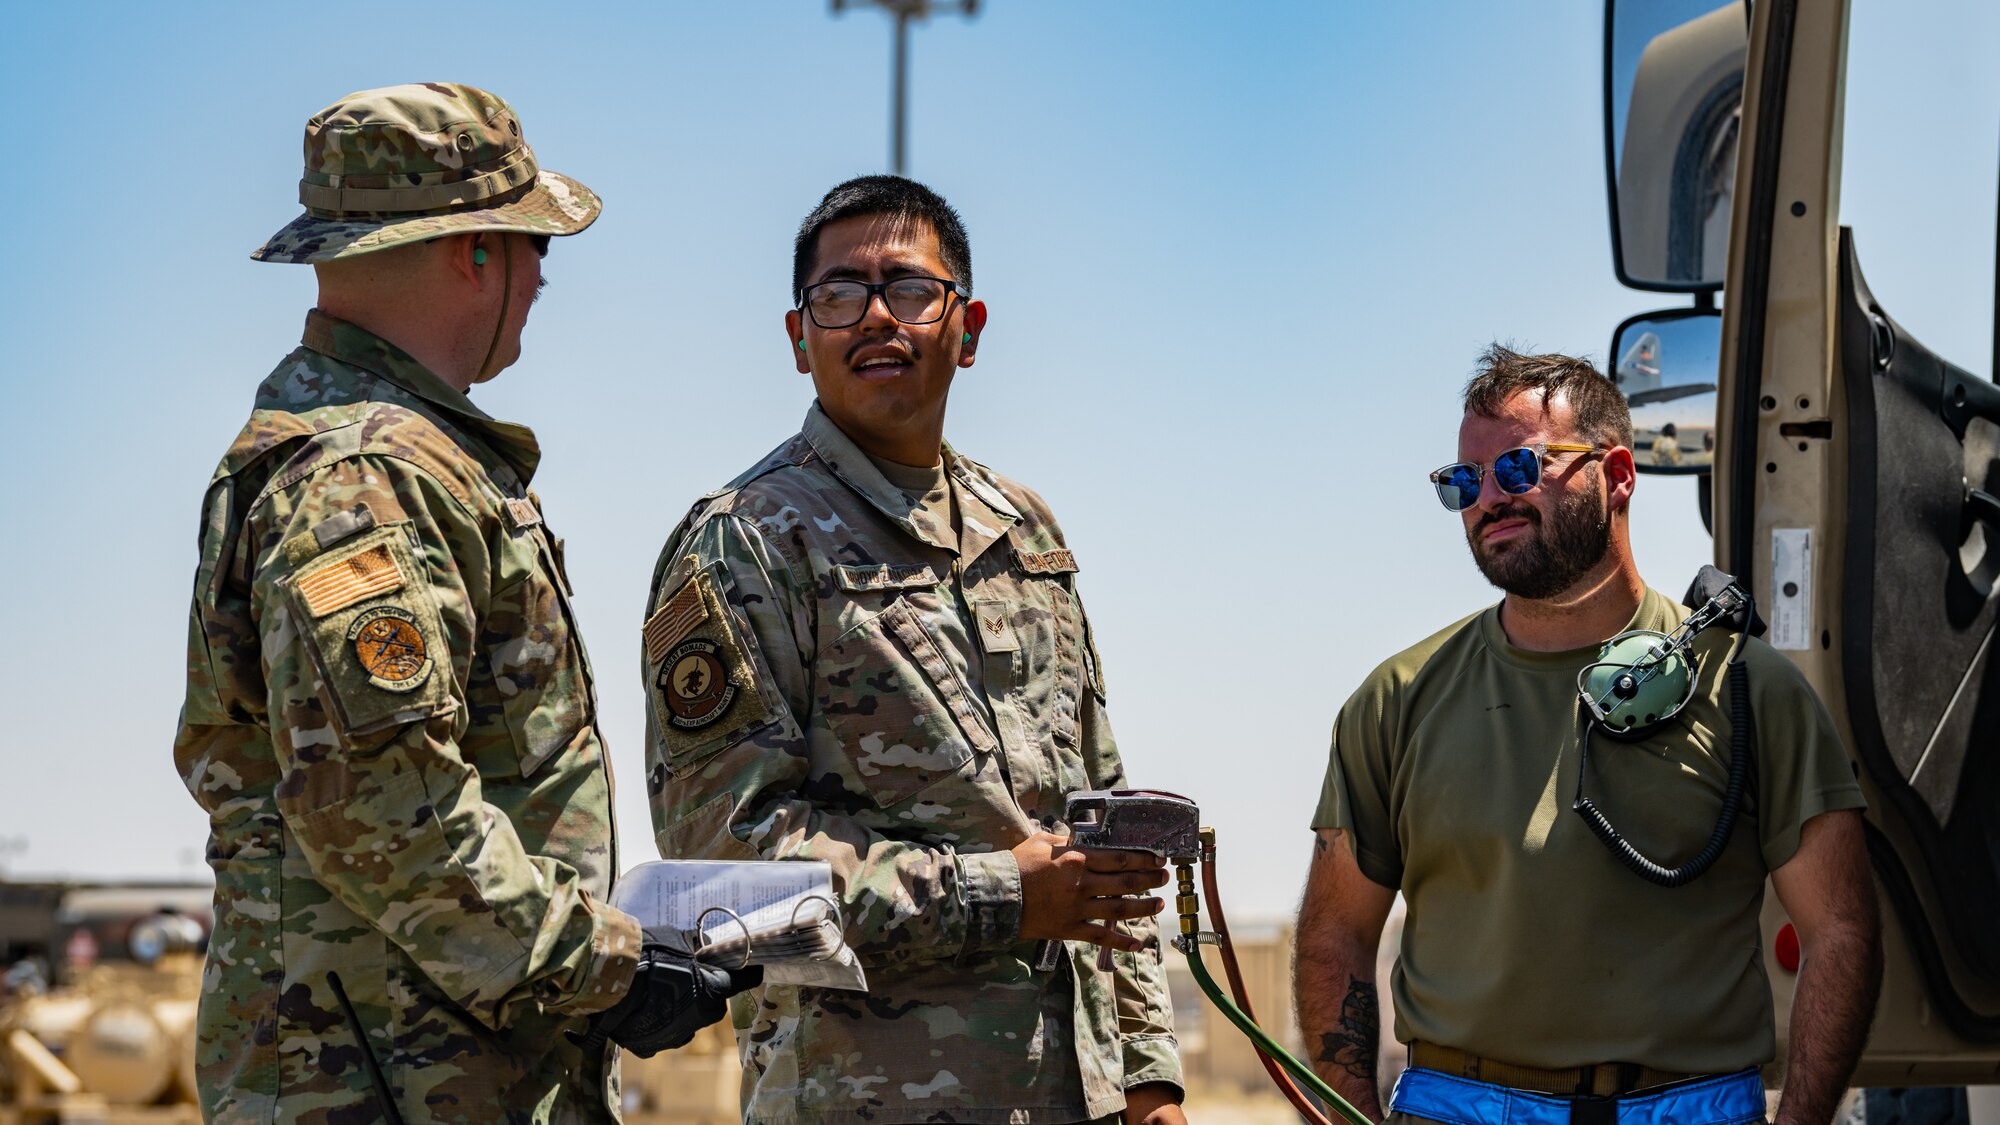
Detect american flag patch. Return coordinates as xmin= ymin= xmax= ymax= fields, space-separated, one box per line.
xmin=297 ymin=544 xmax=404 ymax=617
xmin=644 ymin=577 xmax=710 ymax=664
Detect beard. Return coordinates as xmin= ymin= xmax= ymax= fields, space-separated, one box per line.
xmin=1468 ymin=467 xmax=1612 ymax=599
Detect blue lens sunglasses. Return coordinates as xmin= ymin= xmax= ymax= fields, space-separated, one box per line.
xmin=1429 ymin=443 xmax=1600 ymax=512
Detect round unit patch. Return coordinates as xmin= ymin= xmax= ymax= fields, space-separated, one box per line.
xmin=347 ymin=606 xmax=434 ymax=692
xmin=659 ymin=638 xmax=737 ymax=730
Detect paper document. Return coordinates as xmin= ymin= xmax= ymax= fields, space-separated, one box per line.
xmin=612 ymin=860 xmax=868 ymax=991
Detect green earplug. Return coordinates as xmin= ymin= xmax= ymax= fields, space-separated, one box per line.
xmin=473 ymin=248 xmax=487 ymax=266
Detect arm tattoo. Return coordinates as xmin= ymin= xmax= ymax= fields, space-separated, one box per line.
xmin=1315 ymin=975 xmax=1380 ymax=1082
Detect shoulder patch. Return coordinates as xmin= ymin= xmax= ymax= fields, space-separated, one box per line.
xmin=658 ymin=638 xmax=737 ymax=730
xmin=286 ymin=523 xmax=452 ymax=739
xmin=645 ymin=566 xmax=783 ymax=770
xmin=346 ymin=605 xmax=433 ymax=692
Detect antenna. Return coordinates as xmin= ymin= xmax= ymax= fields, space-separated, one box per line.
xmin=830 ymin=0 xmax=980 ymax=175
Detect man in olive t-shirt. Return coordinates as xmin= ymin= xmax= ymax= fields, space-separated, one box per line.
xmin=1293 ymin=347 xmax=1880 ymax=1125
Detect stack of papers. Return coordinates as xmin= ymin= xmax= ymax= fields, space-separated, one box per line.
xmin=612 ymin=860 xmax=868 ymax=992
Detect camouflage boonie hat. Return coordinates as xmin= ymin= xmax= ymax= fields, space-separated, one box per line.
xmin=252 ymin=82 xmax=600 ymax=264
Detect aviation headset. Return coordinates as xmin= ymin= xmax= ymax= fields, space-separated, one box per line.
xmin=1570 ymin=565 xmax=1762 ymax=887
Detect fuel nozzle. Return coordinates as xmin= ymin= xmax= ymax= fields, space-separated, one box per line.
xmin=1055 ymin=790 xmax=1203 ymax=972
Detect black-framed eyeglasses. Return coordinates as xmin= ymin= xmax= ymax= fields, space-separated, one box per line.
xmin=1428 ymin=443 xmax=1601 ymax=512
xmin=799 ymin=276 xmax=966 ymax=329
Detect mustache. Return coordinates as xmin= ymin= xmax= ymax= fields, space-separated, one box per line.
xmin=845 ymin=340 xmax=920 ymax=366
xmin=1474 ymin=503 xmax=1541 ymax=534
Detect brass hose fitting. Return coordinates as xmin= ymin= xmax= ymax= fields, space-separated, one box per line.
xmin=1175 ymin=860 xmax=1199 ymax=936
xmin=1177 ymin=827 xmax=1213 ymax=936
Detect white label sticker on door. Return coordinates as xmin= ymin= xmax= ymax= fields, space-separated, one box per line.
xmin=1770 ymin=528 xmax=1813 ymax=650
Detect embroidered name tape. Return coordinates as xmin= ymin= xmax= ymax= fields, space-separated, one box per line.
xmin=297 ymin=544 xmax=404 ymax=618
xmin=1011 ymin=548 xmax=1078 ymax=575
xmin=831 ymin=562 xmax=942 ymax=591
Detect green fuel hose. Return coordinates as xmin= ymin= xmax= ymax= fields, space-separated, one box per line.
xmin=1178 ymin=940 xmax=1375 ymax=1125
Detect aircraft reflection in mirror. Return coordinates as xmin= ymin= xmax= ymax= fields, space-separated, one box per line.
xmin=1614 ymin=329 xmax=1714 ymax=468
xmin=1616 ymin=330 xmax=1664 ymax=394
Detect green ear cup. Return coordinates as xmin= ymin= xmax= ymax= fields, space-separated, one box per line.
xmin=1579 ymin=630 xmax=1694 ymax=733
xmin=473 ymin=248 xmax=488 ymax=266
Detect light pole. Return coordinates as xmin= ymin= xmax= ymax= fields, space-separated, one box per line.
xmin=831 ymin=0 xmax=980 ymax=175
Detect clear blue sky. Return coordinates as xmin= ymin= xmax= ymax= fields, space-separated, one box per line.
xmin=1 ymin=1 xmax=1991 ymax=918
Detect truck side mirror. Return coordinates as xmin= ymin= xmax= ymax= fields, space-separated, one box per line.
xmin=1605 ymin=0 xmax=1747 ymax=291
xmin=1611 ymin=307 xmax=1720 ymax=474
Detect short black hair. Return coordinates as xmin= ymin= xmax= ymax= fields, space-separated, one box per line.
xmin=1462 ymin=344 xmax=1634 ymax=449
xmin=791 ymin=175 xmax=972 ymax=305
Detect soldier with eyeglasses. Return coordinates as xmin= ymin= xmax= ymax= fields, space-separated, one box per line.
xmin=1293 ymin=346 xmax=1879 ymax=1125
xmin=639 ymin=175 xmax=1187 ymax=1125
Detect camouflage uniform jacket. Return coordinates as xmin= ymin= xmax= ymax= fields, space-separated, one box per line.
xmin=173 ymin=312 xmax=640 ymax=1124
xmin=642 ymin=403 xmax=1181 ymax=1125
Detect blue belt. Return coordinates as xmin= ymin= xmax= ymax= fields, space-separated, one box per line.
xmin=1389 ymin=1066 xmax=1764 ymax=1125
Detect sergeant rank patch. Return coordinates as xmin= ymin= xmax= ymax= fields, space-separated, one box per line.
xmin=658 ymin=638 xmax=737 ymax=730
xmin=347 ymin=605 xmax=433 ymax=692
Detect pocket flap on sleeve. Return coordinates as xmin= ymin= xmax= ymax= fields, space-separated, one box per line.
xmin=287 ymin=524 xmax=453 ymax=740
xmin=646 ymin=567 xmax=784 ymax=773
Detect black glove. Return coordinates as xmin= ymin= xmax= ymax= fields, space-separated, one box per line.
xmin=590 ymin=931 xmax=763 ymax=1058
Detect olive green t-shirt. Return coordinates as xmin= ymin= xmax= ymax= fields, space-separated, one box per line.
xmin=1312 ymin=588 xmax=1865 ymax=1073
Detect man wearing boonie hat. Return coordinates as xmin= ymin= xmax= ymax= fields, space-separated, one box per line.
xmin=172 ymin=82 xmax=756 ymax=1124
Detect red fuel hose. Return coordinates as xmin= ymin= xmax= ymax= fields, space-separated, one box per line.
xmin=1201 ymin=845 xmax=1337 ymax=1125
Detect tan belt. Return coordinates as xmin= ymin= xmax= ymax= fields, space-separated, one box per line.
xmin=1407 ymin=1042 xmax=1703 ymax=1098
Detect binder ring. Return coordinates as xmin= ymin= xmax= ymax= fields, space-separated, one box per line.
xmin=789 ymin=894 xmax=843 ymax=960
xmin=789 ymin=894 xmax=839 ymax=929
xmin=789 ymin=894 xmax=844 ymax=961
xmin=695 ymin=905 xmax=754 ymax=969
